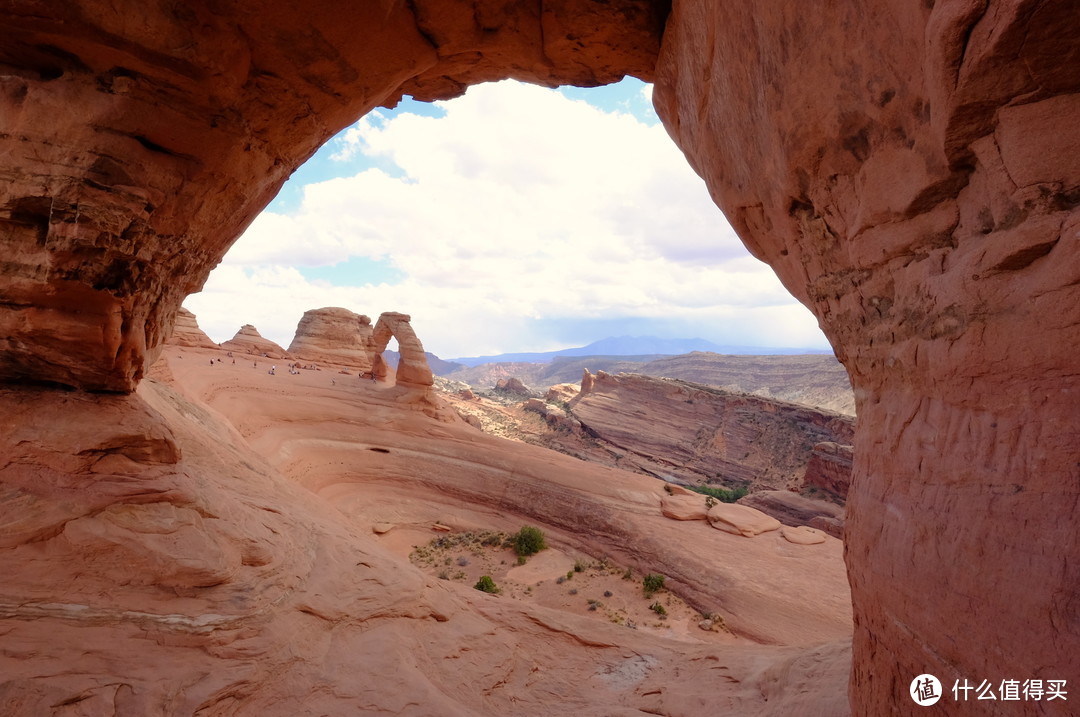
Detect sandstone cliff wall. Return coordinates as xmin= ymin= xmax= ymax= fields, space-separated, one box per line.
xmin=654 ymin=1 xmax=1080 ymax=709
xmin=567 ymin=370 xmax=854 ymax=490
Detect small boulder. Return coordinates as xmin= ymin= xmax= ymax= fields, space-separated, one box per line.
xmin=781 ymin=525 xmax=827 ymax=545
xmin=706 ymin=503 xmax=781 ymax=537
xmin=661 ymin=493 xmax=709 ymax=521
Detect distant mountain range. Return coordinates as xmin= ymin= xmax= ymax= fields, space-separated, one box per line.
xmin=447 ymin=336 xmax=831 ymax=367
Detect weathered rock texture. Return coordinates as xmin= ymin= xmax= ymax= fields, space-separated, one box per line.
xmin=802 ymin=441 xmax=854 ymax=500
xmin=655 ymin=0 xmax=1080 ymax=710
xmin=0 ymin=0 xmax=1076 ymax=714
xmin=167 ymin=308 xmax=217 ymax=349
xmin=219 ymin=324 xmax=290 ymax=359
xmin=565 ymin=370 xmax=854 ymax=490
xmin=738 ymin=490 xmax=843 ymax=530
xmin=370 ymin=312 xmax=434 ymax=387
xmin=287 ymin=307 xmax=373 ymax=370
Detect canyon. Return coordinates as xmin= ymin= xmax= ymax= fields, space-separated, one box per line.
xmin=0 ymin=1 xmax=1077 ymax=715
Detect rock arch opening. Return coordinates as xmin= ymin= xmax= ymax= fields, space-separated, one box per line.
xmin=0 ymin=3 xmax=1075 ymax=715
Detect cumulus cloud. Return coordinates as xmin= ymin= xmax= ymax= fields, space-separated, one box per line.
xmin=185 ymin=80 xmax=827 ymax=357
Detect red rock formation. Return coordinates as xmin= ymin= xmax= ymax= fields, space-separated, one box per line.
xmin=494 ymin=377 xmax=533 ymax=395
xmin=801 ymin=442 xmax=854 ymax=500
xmin=568 ymin=370 xmax=854 ymax=489
xmin=0 ymin=1 xmax=1075 ymax=713
xmin=219 ymin=324 xmax=290 ymax=359
xmin=287 ymin=307 xmax=373 ymax=370
xmin=655 ymin=1 xmax=1079 ymax=710
xmin=167 ymin=308 xmax=217 ymax=349
xmin=738 ymin=490 xmax=843 ymax=529
xmin=0 ymin=1 xmax=665 ymax=392
xmin=370 ymin=312 xmax=433 ymax=387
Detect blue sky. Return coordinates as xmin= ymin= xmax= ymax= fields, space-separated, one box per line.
xmin=185 ymin=78 xmax=831 ymax=359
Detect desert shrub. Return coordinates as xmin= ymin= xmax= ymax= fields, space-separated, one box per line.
xmin=603 ymin=590 xmax=613 ymax=598
xmin=456 ymin=556 xmax=469 ymax=567
xmin=643 ymin=573 xmax=666 ymax=597
xmin=689 ymin=484 xmax=748 ymax=503
xmin=512 ymin=525 xmax=547 ymax=557
xmin=474 ymin=575 xmax=499 ymax=593
xmin=649 ymin=602 xmax=667 ymax=616
xmin=573 ymin=560 xmax=587 ymax=573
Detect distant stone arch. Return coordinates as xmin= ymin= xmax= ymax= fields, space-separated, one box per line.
xmin=370 ymin=312 xmax=433 ymax=387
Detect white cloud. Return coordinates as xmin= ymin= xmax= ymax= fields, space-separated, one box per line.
xmin=185 ymin=80 xmax=827 ymax=357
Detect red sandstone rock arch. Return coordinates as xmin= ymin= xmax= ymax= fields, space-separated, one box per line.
xmin=0 ymin=2 xmax=1076 ymax=714
xmin=370 ymin=312 xmax=435 ymax=387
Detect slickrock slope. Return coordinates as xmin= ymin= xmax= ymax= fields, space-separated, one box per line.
xmin=287 ymin=307 xmax=373 ymax=370
xmin=220 ymin=324 xmax=291 ymax=359
xmin=0 ymin=344 xmax=855 ymax=714
xmin=168 ymin=308 xmax=217 ymax=349
xmin=563 ymin=370 xmax=854 ymax=491
xmin=655 ymin=1 xmax=1080 ymax=708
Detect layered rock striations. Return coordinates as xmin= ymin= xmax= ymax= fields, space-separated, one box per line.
xmin=288 ymin=307 xmax=373 ymax=371
xmin=566 ymin=370 xmax=854 ymax=490
xmin=0 ymin=1 xmax=1075 ymax=714
xmin=655 ymin=1 xmax=1080 ymax=709
xmin=802 ymin=442 xmax=854 ymax=501
xmin=219 ymin=324 xmax=290 ymax=359
xmin=167 ymin=308 xmax=217 ymax=349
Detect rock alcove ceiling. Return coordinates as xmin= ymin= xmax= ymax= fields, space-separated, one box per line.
xmin=0 ymin=1 xmax=1076 ymax=714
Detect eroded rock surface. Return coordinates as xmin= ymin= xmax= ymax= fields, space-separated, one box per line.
xmin=655 ymin=1 xmax=1080 ymax=708
xmin=371 ymin=312 xmax=434 ymax=387
xmin=287 ymin=307 xmax=373 ymax=371
xmin=0 ymin=0 xmax=1075 ymax=713
xmin=219 ymin=324 xmax=290 ymax=359
xmin=567 ymin=370 xmax=854 ymax=490
xmin=167 ymin=308 xmax=217 ymax=349
xmin=802 ymin=441 xmax=854 ymax=500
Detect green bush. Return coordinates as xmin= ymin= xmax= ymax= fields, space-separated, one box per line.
xmin=474 ymin=575 xmax=499 ymax=594
xmin=649 ymin=601 xmax=667 ymax=616
xmin=688 ymin=484 xmax=748 ymax=503
xmin=643 ymin=573 xmax=666 ymax=597
xmin=512 ymin=525 xmax=547 ymax=557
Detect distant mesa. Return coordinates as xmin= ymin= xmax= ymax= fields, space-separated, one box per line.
xmin=289 ymin=307 xmax=374 ymax=371
xmin=168 ymin=308 xmax=217 ymax=349
xmin=220 ymin=324 xmax=291 ymax=359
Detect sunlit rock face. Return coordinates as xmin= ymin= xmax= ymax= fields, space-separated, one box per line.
xmin=0 ymin=0 xmax=1076 ymax=714
xmin=0 ymin=0 xmax=665 ymax=391
xmin=654 ymin=1 xmax=1079 ymax=711
xmin=167 ymin=308 xmax=217 ymax=349
xmin=371 ymin=312 xmax=434 ymax=387
xmin=288 ymin=307 xmax=374 ymax=371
